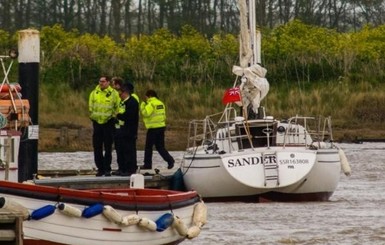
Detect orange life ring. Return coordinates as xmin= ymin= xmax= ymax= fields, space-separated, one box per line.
xmin=0 ymin=83 xmax=21 ymax=92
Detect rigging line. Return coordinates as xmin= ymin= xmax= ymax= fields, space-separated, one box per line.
xmin=181 ymin=142 xmax=198 ymax=177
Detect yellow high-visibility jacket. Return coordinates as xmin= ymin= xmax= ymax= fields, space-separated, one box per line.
xmin=140 ymin=97 xmax=166 ymax=129
xmin=89 ymin=85 xmax=119 ymax=124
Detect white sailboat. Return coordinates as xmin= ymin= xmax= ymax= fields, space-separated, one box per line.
xmin=181 ymin=0 xmax=351 ymax=202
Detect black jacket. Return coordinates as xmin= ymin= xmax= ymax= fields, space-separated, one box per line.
xmin=116 ymin=96 xmax=139 ymax=138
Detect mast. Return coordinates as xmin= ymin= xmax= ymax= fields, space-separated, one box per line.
xmin=238 ymin=0 xmax=261 ymax=67
xmin=248 ymin=0 xmax=261 ymax=65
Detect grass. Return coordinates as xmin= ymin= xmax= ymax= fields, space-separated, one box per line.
xmin=38 ymin=80 xmax=385 ymax=152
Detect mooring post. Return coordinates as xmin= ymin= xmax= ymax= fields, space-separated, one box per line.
xmin=18 ymin=29 xmax=40 ymax=182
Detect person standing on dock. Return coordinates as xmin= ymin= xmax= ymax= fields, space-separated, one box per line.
xmin=89 ymin=76 xmax=120 ymax=176
xmin=112 ymin=77 xmax=139 ymax=103
xmin=112 ymin=83 xmax=139 ymax=176
xmin=140 ymin=89 xmax=174 ymax=170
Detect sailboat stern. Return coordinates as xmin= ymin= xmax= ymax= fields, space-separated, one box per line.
xmin=221 ymin=149 xmax=317 ymax=189
xmin=259 ymin=148 xmax=342 ymax=202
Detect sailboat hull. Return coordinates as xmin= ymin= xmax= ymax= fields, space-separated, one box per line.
xmin=182 ymin=147 xmax=341 ymax=202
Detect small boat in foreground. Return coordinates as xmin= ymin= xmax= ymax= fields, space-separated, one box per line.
xmin=0 ymin=180 xmax=206 ymax=245
xmin=180 ymin=0 xmax=351 ymax=202
xmin=0 ymin=52 xmax=207 ymax=245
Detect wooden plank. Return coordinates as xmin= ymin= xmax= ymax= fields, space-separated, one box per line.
xmin=0 ymin=215 xmax=16 ymax=223
xmin=14 ymin=214 xmax=23 ymax=245
xmin=0 ymin=212 xmax=23 ymax=244
xmin=0 ymin=230 xmax=15 ymax=241
xmin=34 ymin=169 xmax=175 ymax=190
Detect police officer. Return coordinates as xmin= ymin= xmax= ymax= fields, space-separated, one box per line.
xmin=140 ymin=89 xmax=174 ymax=170
xmin=89 ymin=76 xmax=120 ymax=176
xmin=111 ymin=77 xmax=140 ymax=103
xmin=112 ymin=83 xmax=139 ymax=176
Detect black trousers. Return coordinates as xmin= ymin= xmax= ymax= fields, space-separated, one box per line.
xmin=144 ymin=127 xmax=174 ymax=167
xmin=115 ymin=134 xmax=137 ymax=174
xmin=92 ymin=119 xmax=114 ymax=174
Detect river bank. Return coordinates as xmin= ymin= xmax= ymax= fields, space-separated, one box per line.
xmin=38 ymin=125 xmax=189 ymax=152
xmin=38 ymin=125 xmax=385 ymax=152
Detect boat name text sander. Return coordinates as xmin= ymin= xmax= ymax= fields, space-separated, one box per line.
xmin=227 ymin=155 xmax=310 ymax=168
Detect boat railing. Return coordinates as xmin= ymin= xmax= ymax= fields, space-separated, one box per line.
xmin=186 ymin=107 xmax=239 ymax=152
xmin=186 ymin=106 xmax=280 ymax=153
xmin=281 ymin=115 xmax=334 ymax=148
xmin=186 ymin=114 xmax=220 ymax=151
xmin=186 ymin=111 xmax=335 ymax=152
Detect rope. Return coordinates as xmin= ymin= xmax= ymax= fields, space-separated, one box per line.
xmin=166 ymin=195 xmax=174 ymax=214
xmin=133 ymin=191 xmax=139 ymax=214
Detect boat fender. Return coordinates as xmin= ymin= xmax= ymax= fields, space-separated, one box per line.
xmin=30 ymin=205 xmax=56 ymax=220
xmin=0 ymin=197 xmax=30 ymax=220
xmin=192 ymin=202 xmax=207 ymax=228
xmin=172 ymin=215 xmax=188 ymax=237
xmin=57 ymin=203 xmax=82 ymax=217
xmin=103 ymin=205 xmax=123 ymax=224
xmin=82 ymin=203 xmax=104 ymax=218
xmin=186 ymin=225 xmax=201 ymax=239
xmin=138 ymin=217 xmax=157 ymax=231
xmin=338 ymin=148 xmax=351 ymax=176
xmin=155 ymin=213 xmax=174 ymax=232
xmin=121 ymin=214 xmax=140 ymax=226
xmin=311 ymin=142 xmax=327 ymax=149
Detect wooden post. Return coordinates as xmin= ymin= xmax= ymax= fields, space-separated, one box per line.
xmin=18 ymin=29 xmax=40 ymax=182
xmin=77 ymin=128 xmax=87 ymax=140
xmin=60 ymin=127 xmax=69 ymax=146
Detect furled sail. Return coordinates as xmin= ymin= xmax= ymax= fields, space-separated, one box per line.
xmin=233 ymin=64 xmax=269 ymax=114
xmin=233 ymin=0 xmax=269 ymax=117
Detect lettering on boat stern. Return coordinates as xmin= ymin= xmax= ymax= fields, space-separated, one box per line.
xmin=227 ymin=155 xmax=276 ymax=167
xmin=227 ymin=153 xmax=310 ymax=168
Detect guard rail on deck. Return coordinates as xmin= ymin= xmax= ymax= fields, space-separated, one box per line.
xmin=186 ymin=108 xmax=335 ymax=152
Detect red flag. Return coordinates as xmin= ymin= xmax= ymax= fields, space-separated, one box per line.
xmin=222 ymin=87 xmax=241 ymax=104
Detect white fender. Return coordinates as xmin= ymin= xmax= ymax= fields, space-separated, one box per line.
xmin=172 ymin=215 xmax=188 ymax=237
xmin=338 ymin=148 xmax=351 ymax=176
xmin=121 ymin=214 xmax=140 ymax=226
xmin=57 ymin=203 xmax=82 ymax=217
xmin=186 ymin=225 xmax=201 ymax=239
xmin=311 ymin=142 xmax=328 ymax=149
xmin=192 ymin=202 xmax=207 ymax=228
xmin=138 ymin=217 xmax=157 ymax=231
xmin=103 ymin=205 xmax=123 ymax=224
xmin=0 ymin=197 xmax=29 ymax=220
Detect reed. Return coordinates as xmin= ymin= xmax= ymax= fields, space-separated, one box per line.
xmin=39 ymin=83 xmax=90 ymax=128
xmin=38 ymin=80 xmax=385 ymax=151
